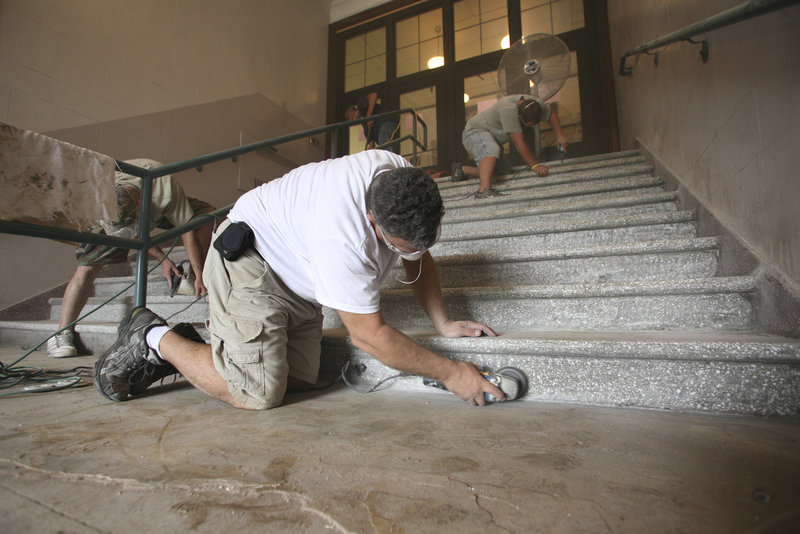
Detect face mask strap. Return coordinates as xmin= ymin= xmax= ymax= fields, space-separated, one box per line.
xmin=396 ymin=257 xmax=423 ymax=285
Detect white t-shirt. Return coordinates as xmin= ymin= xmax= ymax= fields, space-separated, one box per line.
xmin=228 ymin=150 xmax=411 ymax=314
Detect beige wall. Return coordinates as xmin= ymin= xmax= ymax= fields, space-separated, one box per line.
xmin=0 ymin=0 xmax=330 ymax=309
xmin=606 ymin=0 xmax=800 ymax=292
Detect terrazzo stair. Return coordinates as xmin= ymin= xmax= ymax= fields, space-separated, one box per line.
xmin=2 ymin=149 xmax=799 ymax=415
xmin=321 ymin=152 xmax=800 ymax=415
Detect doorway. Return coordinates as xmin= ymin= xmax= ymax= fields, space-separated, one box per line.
xmin=330 ymin=0 xmax=617 ymax=169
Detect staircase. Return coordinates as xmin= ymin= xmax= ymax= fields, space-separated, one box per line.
xmin=2 ymin=149 xmax=799 ymax=415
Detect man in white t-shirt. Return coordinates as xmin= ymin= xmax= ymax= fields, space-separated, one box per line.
xmin=93 ymin=150 xmax=504 ymax=409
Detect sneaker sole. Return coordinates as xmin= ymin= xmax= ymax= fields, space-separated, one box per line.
xmin=93 ymin=307 xmax=165 ymax=402
xmin=49 ymin=350 xmax=78 ymax=358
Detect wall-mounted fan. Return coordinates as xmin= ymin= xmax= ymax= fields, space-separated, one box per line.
xmin=497 ymin=33 xmax=571 ymax=101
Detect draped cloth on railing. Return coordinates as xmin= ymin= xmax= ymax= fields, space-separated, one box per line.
xmin=0 ymin=122 xmax=116 ymax=230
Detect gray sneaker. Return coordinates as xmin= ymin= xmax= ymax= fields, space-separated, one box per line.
xmin=451 ymin=162 xmax=467 ymax=182
xmin=93 ymin=307 xmax=169 ymax=401
xmin=473 ymin=187 xmax=508 ymax=199
xmin=126 ymin=322 xmax=204 ymax=395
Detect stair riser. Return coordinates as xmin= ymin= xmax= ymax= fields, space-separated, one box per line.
xmin=321 ymin=293 xmax=755 ymax=331
xmin=445 ymin=203 xmax=678 ymax=235
xmin=7 ymin=148 xmax=796 ymax=418
xmin=442 ymin=179 xmax=663 ymax=208
xmin=437 ymin=156 xmax=648 ymax=194
xmin=48 ymin=299 xmax=208 ymax=325
xmin=435 ymin=223 xmax=697 ymax=255
xmin=52 ymin=288 xmax=754 ymax=332
xmin=383 ymin=251 xmax=719 ymax=289
xmin=444 ymin=192 xmax=678 ymax=225
xmin=445 ymin=189 xmax=670 ymax=220
xmin=98 ymin=251 xmax=719 ymax=296
xmin=439 ymin=165 xmax=656 ymax=199
xmin=94 ymin=277 xmax=168 ymax=298
xmin=319 ymin=343 xmax=800 ymax=416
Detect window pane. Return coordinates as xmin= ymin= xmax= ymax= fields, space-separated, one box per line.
xmin=395 ymin=8 xmax=443 ymax=78
xmin=344 ymin=62 xmax=365 ymax=93
xmin=454 ymin=25 xmax=482 ymax=62
xmin=464 ymin=71 xmax=501 ymax=123
xmin=540 ymin=51 xmax=582 ymax=145
xmin=420 ymin=38 xmax=444 ymax=71
xmin=520 ymin=4 xmax=552 ymax=35
xmin=481 ymin=0 xmax=507 ymax=22
xmin=396 ymin=16 xmax=418 ymax=48
xmin=454 ymin=0 xmax=508 ymax=62
xmin=419 ymin=10 xmax=442 ymax=41
xmin=365 ymin=57 xmax=385 ymax=86
xmin=345 ymin=34 xmax=365 ymax=64
xmin=344 ymin=28 xmax=385 ymax=92
xmin=480 ymin=18 xmax=508 ymax=55
xmin=396 ymin=44 xmax=420 ymax=78
xmin=454 ymin=0 xmax=480 ymax=31
xmin=365 ymin=28 xmax=386 ymax=57
xmin=521 ymin=0 xmax=584 ymax=36
xmin=400 ymin=87 xmax=437 ymax=167
xmin=552 ymin=0 xmax=585 ymax=34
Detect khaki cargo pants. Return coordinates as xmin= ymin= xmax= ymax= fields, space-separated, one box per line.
xmin=204 ymin=219 xmax=323 ymax=410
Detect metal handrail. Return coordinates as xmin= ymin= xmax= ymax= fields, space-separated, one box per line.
xmin=0 ymin=108 xmax=428 ymax=307
xmin=619 ymin=0 xmax=799 ymax=76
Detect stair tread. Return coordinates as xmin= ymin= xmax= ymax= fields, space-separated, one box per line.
xmin=439 ymin=210 xmax=695 ymax=242
xmin=438 ymin=161 xmax=654 ymax=195
xmin=3 ymin=147 xmax=797 ymax=415
xmin=443 ymin=174 xmax=663 ymax=207
xmin=57 ymin=276 xmax=757 ymax=306
xmin=322 ymin=329 xmax=800 ymax=360
xmin=6 ymin=320 xmax=798 ymax=352
xmin=435 ymin=151 xmax=645 ymax=192
xmin=430 ymin=237 xmax=719 ymax=265
xmin=444 ymin=191 xmax=678 ymax=224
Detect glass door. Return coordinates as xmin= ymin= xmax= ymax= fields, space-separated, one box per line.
xmin=398 ymin=86 xmax=438 ymax=167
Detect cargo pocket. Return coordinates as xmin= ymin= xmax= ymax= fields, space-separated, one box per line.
xmin=227 ymin=249 xmax=270 ymax=292
xmin=212 ymin=313 xmax=265 ymax=393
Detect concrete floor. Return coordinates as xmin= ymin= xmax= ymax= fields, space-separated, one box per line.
xmin=1 ymin=346 xmax=800 ymax=533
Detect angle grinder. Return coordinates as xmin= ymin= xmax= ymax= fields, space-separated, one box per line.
xmin=423 ymin=366 xmax=528 ymax=403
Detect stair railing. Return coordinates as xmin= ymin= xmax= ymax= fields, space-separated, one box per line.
xmin=0 ymin=108 xmax=428 ymax=309
xmin=619 ymin=0 xmax=799 ymax=76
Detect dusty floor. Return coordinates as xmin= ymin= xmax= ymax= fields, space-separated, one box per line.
xmin=1 ymin=346 xmax=799 ymax=533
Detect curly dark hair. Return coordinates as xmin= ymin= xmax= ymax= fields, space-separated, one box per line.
xmin=366 ymin=166 xmax=444 ymax=250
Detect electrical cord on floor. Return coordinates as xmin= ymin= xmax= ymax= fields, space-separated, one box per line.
xmin=0 ymin=237 xmax=185 ymax=396
xmin=0 ymin=366 xmax=93 ymax=396
xmin=338 ymin=360 xmax=414 ymax=394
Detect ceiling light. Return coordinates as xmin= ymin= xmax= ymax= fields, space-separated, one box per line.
xmin=464 ymin=93 xmax=470 ymax=103
xmin=501 ymin=35 xmax=510 ymax=49
xmin=427 ymin=56 xmax=444 ymax=69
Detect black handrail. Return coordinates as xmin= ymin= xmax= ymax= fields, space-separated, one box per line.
xmin=0 ymin=108 xmax=428 ymax=308
xmin=619 ymin=0 xmax=799 ymax=76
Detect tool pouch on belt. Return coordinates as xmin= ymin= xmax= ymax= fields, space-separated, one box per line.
xmin=213 ymin=221 xmax=255 ymax=261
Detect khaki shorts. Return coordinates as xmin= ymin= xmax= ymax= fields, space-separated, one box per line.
xmin=204 ymin=219 xmax=323 ymax=410
xmin=77 ymin=195 xmax=216 ymax=266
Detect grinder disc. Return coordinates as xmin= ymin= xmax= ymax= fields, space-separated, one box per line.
xmin=495 ymin=367 xmax=529 ymax=400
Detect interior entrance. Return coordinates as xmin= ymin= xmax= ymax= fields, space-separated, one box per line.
xmin=330 ymin=0 xmax=618 ymax=170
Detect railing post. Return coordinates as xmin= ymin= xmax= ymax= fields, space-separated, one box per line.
xmin=331 ymin=129 xmax=339 ymax=159
xmin=412 ymin=114 xmax=418 ymax=165
xmin=134 ymin=173 xmax=153 ymax=308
